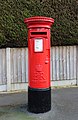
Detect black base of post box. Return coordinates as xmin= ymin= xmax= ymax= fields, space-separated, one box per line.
xmin=28 ymin=87 xmax=51 ymax=113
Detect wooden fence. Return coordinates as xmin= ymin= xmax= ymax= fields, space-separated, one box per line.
xmin=0 ymin=46 xmax=77 ymax=92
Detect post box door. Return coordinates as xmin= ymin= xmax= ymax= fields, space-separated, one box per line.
xmin=28 ymin=36 xmax=50 ymax=89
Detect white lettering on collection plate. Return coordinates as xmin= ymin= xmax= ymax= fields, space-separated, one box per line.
xmin=34 ymin=38 xmax=43 ymax=52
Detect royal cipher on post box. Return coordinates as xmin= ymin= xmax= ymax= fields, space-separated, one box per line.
xmin=24 ymin=16 xmax=54 ymax=113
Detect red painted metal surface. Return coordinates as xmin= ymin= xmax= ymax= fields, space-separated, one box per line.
xmin=24 ymin=16 xmax=54 ymax=89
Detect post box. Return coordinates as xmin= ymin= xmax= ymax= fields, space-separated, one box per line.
xmin=24 ymin=16 xmax=54 ymax=113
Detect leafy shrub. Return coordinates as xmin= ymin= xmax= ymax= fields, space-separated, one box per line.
xmin=0 ymin=0 xmax=78 ymax=47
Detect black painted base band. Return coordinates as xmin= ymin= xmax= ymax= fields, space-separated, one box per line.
xmin=28 ymin=87 xmax=51 ymax=113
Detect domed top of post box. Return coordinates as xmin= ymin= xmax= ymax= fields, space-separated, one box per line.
xmin=24 ymin=16 xmax=54 ymax=28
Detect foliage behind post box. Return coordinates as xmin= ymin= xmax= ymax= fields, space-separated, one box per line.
xmin=0 ymin=0 xmax=78 ymax=47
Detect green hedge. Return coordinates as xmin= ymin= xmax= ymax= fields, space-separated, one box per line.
xmin=0 ymin=0 xmax=78 ymax=47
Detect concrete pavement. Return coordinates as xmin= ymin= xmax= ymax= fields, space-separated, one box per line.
xmin=0 ymin=87 xmax=78 ymax=120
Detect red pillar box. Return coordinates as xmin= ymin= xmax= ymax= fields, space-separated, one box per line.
xmin=24 ymin=16 xmax=54 ymax=113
